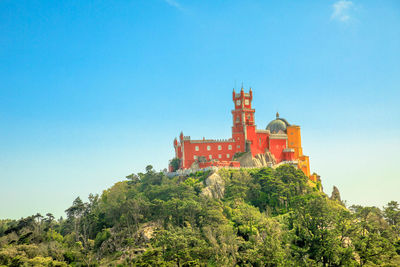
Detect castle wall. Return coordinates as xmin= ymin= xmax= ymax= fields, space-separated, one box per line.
xmin=283 ymin=149 xmax=295 ymax=161
xmin=232 ymin=131 xmax=246 ymax=153
xmin=245 ymin=125 xmax=257 ymax=154
xmin=249 ymin=131 xmax=269 ymax=156
xmin=269 ymin=137 xmax=287 ymax=163
xmin=180 ymin=139 xmax=238 ymax=169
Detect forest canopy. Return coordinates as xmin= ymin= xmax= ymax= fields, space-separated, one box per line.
xmin=1 ymin=165 xmax=399 ymax=266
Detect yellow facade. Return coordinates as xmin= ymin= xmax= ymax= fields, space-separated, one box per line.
xmin=287 ymin=125 xmax=303 ymax=158
xmin=287 ymin=125 xmax=311 ymax=178
xmin=298 ymin=155 xmax=310 ymax=177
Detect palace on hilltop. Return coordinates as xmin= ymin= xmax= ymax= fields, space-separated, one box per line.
xmin=170 ymin=88 xmax=318 ymax=182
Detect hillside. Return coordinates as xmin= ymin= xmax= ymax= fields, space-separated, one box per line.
xmin=1 ymin=165 xmax=399 ymax=266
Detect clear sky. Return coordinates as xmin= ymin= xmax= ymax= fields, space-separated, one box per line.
xmin=1 ymin=0 xmax=399 ymax=219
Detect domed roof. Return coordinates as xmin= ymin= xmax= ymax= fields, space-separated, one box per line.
xmin=266 ymin=112 xmax=291 ymax=134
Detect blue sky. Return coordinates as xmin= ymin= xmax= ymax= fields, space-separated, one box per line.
xmin=1 ymin=0 xmax=399 ymax=219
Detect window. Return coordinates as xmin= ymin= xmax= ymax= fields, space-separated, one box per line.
xmin=218 ymin=145 xmax=222 ymax=150
xmin=245 ymin=99 xmax=249 ymax=105
xmin=227 ymin=154 xmax=230 ymax=158
xmin=237 ymin=145 xmax=240 ymax=149
xmin=291 ymin=142 xmax=294 ymax=146
xmin=236 ymin=116 xmax=240 ymax=123
xmin=218 ymin=154 xmax=222 ymax=159
xmin=207 ymin=145 xmax=211 ymax=151
xmin=228 ymin=145 xmax=232 ymax=150
xmin=194 ymin=155 xmax=198 ymax=160
xmin=236 ymin=100 xmax=241 ymax=106
xmin=195 ymin=146 xmax=199 ymax=151
xmin=209 ymin=155 xmax=212 ymax=159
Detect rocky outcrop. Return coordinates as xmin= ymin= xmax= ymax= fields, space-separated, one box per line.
xmin=236 ymin=151 xmax=276 ymax=167
xmin=99 ymin=222 xmax=160 ymax=256
xmin=140 ymin=222 xmax=158 ymax=242
xmin=330 ymin=186 xmax=342 ymax=203
xmin=236 ymin=152 xmax=255 ymax=167
xmin=201 ymin=172 xmax=225 ymax=199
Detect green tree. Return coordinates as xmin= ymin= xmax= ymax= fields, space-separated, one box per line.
xmin=170 ymin=158 xmax=181 ymax=172
xmin=289 ymin=194 xmax=355 ymax=266
xmin=350 ymin=205 xmax=398 ymax=266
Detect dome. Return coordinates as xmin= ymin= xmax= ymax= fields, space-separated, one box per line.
xmin=266 ymin=112 xmax=291 ymax=134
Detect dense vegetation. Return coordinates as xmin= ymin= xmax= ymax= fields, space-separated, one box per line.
xmin=1 ymin=165 xmax=399 ymax=266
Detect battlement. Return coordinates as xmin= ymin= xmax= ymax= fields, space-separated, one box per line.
xmin=189 ymin=138 xmax=235 ymax=143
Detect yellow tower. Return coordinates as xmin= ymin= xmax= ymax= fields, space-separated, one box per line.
xmin=287 ymin=125 xmax=302 ymax=158
xmin=287 ymin=125 xmax=310 ymax=177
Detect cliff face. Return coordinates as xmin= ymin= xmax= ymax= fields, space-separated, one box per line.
xmin=201 ymin=172 xmax=225 ymax=199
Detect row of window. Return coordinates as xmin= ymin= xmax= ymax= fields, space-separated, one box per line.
xmin=234 ymin=115 xmax=252 ymax=123
xmin=194 ymin=154 xmax=231 ymax=160
xmin=195 ymin=145 xmax=232 ymax=151
xmin=235 ymin=99 xmax=250 ymax=106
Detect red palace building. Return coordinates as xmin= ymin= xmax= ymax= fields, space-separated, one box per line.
xmin=170 ymin=88 xmax=317 ymax=181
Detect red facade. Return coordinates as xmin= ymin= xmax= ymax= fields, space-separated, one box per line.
xmin=171 ymin=88 xmax=296 ymax=170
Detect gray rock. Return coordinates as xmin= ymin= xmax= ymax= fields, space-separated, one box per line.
xmin=236 ymin=151 xmax=276 ymax=167
xmin=201 ymin=172 xmax=225 ymax=199
xmin=330 ymin=186 xmax=342 ymax=202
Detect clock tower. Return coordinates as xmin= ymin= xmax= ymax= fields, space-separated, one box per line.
xmin=231 ymin=87 xmax=255 ymax=153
